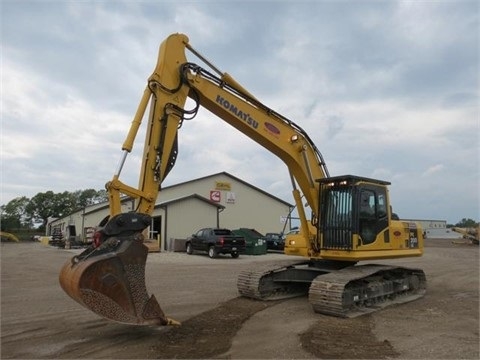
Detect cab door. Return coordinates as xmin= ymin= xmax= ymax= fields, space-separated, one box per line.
xmin=357 ymin=186 xmax=389 ymax=246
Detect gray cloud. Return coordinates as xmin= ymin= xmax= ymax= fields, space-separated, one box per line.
xmin=1 ymin=0 xmax=478 ymax=224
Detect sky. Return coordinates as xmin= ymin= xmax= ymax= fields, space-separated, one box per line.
xmin=1 ymin=0 xmax=479 ymax=225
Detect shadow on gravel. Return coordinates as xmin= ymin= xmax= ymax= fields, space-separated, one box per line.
xmin=152 ymin=297 xmax=279 ymax=359
xmin=152 ymin=297 xmax=399 ymax=360
xmin=300 ymin=315 xmax=399 ymax=359
xmin=48 ymin=297 xmax=399 ymax=359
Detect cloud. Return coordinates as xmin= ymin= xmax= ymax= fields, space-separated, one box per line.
xmin=1 ymin=57 xmax=130 ymax=203
xmin=1 ymin=0 xmax=478 ymax=224
xmin=422 ymin=164 xmax=445 ymax=177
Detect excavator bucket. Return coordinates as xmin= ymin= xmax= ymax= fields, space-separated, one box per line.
xmin=59 ymin=213 xmax=179 ymax=326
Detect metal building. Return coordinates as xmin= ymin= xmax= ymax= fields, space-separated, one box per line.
xmin=401 ymin=218 xmax=460 ymax=238
xmin=48 ymin=172 xmax=294 ymax=250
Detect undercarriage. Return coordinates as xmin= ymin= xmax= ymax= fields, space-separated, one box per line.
xmin=237 ymin=260 xmax=426 ymax=317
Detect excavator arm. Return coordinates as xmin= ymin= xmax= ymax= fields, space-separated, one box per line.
xmin=58 ymin=34 xmax=193 ymax=326
xmin=106 ymin=34 xmax=190 ymax=216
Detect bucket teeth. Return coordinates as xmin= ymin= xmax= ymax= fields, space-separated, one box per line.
xmin=142 ymin=295 xmax=168 ymax=324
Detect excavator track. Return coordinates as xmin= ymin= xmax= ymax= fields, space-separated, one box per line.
xmin=238 ymin=262 xmax=426 ymax=318
xmin=237 ymin=260 xmax=313 ymax=300
xmin=309 ymin=264 xmax=427 ymax=318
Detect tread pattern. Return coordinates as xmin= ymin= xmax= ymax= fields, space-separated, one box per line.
xmin=309 ymin=265 xmax=427 ymax=317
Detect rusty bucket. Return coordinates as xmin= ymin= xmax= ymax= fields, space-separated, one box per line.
xmin=59 ymin=233 xmax=178 ymax=326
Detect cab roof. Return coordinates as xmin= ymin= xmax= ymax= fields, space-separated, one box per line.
xmin=316 ymin=175 xmax=391 ymax=186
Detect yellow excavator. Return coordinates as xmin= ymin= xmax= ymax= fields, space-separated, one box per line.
xmin=59 ymin=33 xmax=426 ymax=326
xmin=452 ymin=226 xmax=479 ymax=245
xmin=0 ymin=231 xmax=20 ymax=242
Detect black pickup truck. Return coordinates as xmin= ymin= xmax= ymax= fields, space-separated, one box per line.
xmin=186 ymin=228 xmax=246 ymax=258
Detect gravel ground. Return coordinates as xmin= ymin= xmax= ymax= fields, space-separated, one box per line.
xmin=1 ymin=238 xmax=478 ymax=359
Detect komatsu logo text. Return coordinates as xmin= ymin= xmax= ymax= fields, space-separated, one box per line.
xmin=216 ymin=95 xmax=259 ymax=129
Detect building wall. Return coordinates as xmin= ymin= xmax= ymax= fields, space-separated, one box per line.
xmin=401 ymin=219 xmax=460 ymax=238
xmin=164 ymin=198 xmax=219 ymax=246
xmin=160 ymin=173 xmax=292 ymax=235
xmin=48 ymin=199 xmax=134 ymax=242
xmin=49 ymin=212 xmax=84 ymax=239
xmin=402 ymin=219 xmax=447 ymax=231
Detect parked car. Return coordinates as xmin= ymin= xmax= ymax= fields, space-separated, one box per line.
xmin=186 ymin=227 xmax=246 ymax=258
xmin=262 ymin=232 xmax=285 ymax=251
xmin=263 ymin=228 xmax=300 ymax=251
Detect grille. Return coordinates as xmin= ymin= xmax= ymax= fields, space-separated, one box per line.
xmin=319 ymin=183 xmax=354 ymax=250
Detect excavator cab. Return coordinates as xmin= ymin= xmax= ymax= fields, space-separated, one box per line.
xmin=59 ymin=213 xmax=178 ymax=326
xmin=317 ymin=175 xmax=422 ymax=261
xmin=318 ymin=175 xmax=390 ymax=250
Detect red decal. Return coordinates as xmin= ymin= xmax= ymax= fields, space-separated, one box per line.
xmin=265 ymin=122 xmax=280 ymax=135
xmin=210 ymin=190 xmax=221 ymax=202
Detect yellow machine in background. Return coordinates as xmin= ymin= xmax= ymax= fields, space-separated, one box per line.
xmin=452 ymin=226 xmax=479 ymax=245
xmin=59 ymin=33 xmax=426 ymax=326
xmin=0 ymin=231 xmax=20 ymax=242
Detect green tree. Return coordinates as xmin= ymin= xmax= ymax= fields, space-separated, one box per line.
xmin=25 ymin=191 xmax=75 ymax=228
xmin=96 ymin=189 xmax=108 ymax=204
xmin=0 ymin=196 xmax=30 ymax=230
xmin=455 ymin=218 xmax=478 ymax=228
xmin=74 ymin=189 xmax=108 ymax=208
xmin=5 ymin=189 xmax=108 ymax=229
xmin=58 ymin=191 xmax=77 ymax=216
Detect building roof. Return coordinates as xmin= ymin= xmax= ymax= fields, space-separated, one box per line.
xmin=154 ymin=194 xmax=225 ymax=209
xmin=162 ymin=171 xmax=293 ymax=207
